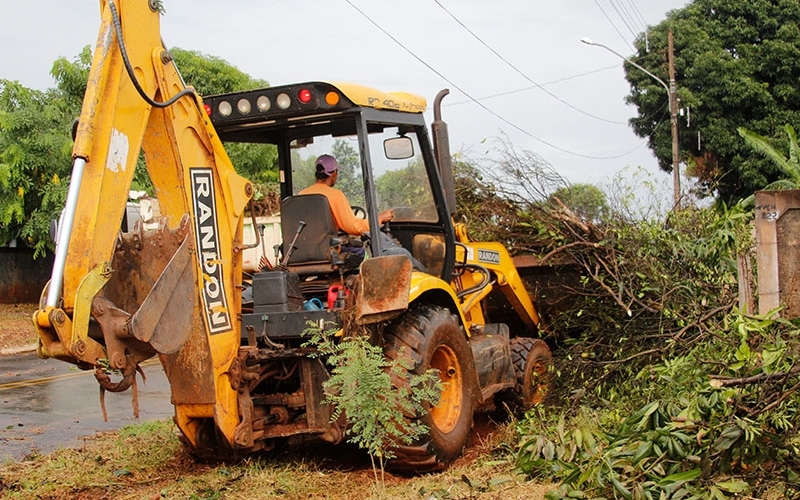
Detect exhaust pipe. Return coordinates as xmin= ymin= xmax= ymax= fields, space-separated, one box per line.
xmin=432 ymin=89 xmax=456 ymax=216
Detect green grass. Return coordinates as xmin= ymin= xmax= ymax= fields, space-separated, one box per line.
xmin=0 ymin=418 xmax=553 ymax=500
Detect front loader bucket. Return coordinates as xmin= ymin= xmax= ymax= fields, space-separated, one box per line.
xmin=355 ymin=254 xmax=413 ymax=324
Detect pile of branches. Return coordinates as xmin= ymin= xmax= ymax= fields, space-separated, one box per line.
xmin=248 ymin=183 xmax=281 ymax=217
xmin=454 ymin=145 xmax=742 ymax=397
xmin=454 ymin=143 xmax=799 ymax=497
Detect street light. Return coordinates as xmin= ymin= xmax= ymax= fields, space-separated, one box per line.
xmin=581 ymin=36 xmax=680 ymax=207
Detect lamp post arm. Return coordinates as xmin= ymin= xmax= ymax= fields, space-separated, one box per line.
xmin=582 ymin=35 xmax=681 ymax=207
xmin=622 ymin=57 xmax=670 ymax=95
xmin=580 ymin=39 xmax=669 ymax=94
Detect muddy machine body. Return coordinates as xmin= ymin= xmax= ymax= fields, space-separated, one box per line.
xmin=33 ymin=0 xmax=551 ymax=471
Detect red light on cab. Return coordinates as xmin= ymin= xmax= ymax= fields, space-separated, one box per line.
xmin=203 ymin=103 xmax=212 ymax=116
xmin=297 ymin=88 xmax=312 ymax=104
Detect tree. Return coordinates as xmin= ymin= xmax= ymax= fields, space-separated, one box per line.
xmin=304 ymin=325 xmax=440 ymax=487
xmin=0 ymin=81 xmax=72 ymax=255
xmin=170 ymin=48 xmax=267 ymax=97
xmin=375 ymin=158 xmax=430 ymax=208
xmin=331 ymin=140 xmax=364 ymax=207
xmin=625 ymin=0 xmax=800 ymax=203
xmin=0 ymin=47 xmax=91 ymax=255
xmin=549 ymin=184 xmax=608 ymax=223
xmin=167 ymin=48 xmax=279 ymax=187
xmin=0 ymin=46 xmax=275 ymax=254
xmin=737 ymin=123 xmax=800 ymax=190
xmin=451 ymin=139 xmax=568 ymax=252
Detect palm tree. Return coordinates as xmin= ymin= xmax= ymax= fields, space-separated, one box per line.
xmin=737 ymin=124 xmax=800 ymax=190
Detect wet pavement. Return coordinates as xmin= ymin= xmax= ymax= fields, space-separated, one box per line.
xmin=0 ymin=351 xmax=173 ymax=462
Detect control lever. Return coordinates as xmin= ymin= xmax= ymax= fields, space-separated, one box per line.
xmin=278 ymin=221 xmax=306 ymax=270
xmin=257 ymin=224 xmax=273 ymax=270
xmin=273 ymin=244 xmax=281 ymax=268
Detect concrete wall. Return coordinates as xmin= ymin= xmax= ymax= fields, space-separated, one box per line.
xmin=754 ymin=190 xmax=800 ymax=318
xmin=0 ymin=248 xmax=53 ymax=304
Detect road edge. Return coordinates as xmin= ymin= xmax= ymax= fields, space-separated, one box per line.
xmin=0 ymin=343 xmax=38 ymax=356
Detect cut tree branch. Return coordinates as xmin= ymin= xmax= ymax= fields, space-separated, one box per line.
xmin=709 ymin=365 xmax=800 ymax=387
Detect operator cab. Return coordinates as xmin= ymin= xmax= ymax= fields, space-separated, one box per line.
xmin=205 ymin=82 xmax=455 ymax=334
xmin=206 ymin=82 xmax=455 ymax=281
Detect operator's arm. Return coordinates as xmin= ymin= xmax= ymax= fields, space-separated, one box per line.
xmin=325 ymin=188 xmax=370 ymax=235
xmin=300 ymin=184 xmax=392 ymax=234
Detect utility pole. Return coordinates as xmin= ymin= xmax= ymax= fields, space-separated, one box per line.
xmin=582 ymin=34 xmax=681 ymax=208
xmin=668 ymin=29 xmax=680 ymax=207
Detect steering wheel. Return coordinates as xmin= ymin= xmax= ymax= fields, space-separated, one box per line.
xmin=351 ymin=206 xmax=367 ymax=219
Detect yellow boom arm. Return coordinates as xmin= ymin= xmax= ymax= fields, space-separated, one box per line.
xmin=33 ymin=0 xmax=251 ymax=448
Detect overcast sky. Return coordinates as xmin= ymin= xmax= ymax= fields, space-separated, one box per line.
xmin=1 ymin=0 xmax=688 ymax=186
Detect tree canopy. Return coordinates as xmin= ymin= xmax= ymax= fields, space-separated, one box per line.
xmin=0 ymin=46 xmax=273 ymax=255
xmin=549 ymin=183 xmax=608 ymax=223
xmin=0 ymin=47 xmax=92 ymax=255
xmin=625 ymin=0 xmax=800 ymax=203
xmin=738 ymin=123 xmax=800 ymax=193
xmin=168 ymin=48 xmax=279 ymax=187
xmin=170 ymin=48 xmax=267 ymax=97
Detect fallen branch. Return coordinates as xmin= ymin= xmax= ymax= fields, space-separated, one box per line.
xmin=597 ymin=348 xmax=662 ymax=365
xmin=673 ymin=303 xmax=734 ymax=341
xmin=539 ymin=241 xmax=602 ymax=264
xmin=709 ymin=365 xmax=800 ymax=387
xmin=755 ymin=379 xmax=800 ymax=416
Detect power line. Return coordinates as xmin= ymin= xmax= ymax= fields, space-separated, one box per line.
xmin=443 ymin=64 xmax=621 ymax=107
xmin=624 ymin=0 xmax=650 ymax=33
xmin=624 ymin=0 xmax=651 ymax=51
xmin=431 ymin=0 xmax=626 ymax=125
xmin=593 ymin=0 xmax=636 ymax=51
xmin=343 ymin=0 xmax=644 ymax=160
xmin=607 ymin=0 xmax=642 ymax=39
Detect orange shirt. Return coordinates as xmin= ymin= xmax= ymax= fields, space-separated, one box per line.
xmin=299 ymin=183 xmax=370 ymax=235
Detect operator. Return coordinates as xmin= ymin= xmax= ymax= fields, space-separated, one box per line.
xmin=299 ymin=154 xmax=393 ymax=234
xmin=299 ymin=154 xmax=427 ymax=270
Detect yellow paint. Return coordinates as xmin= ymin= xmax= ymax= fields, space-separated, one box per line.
xmin=331 ymin=81 xmax=427 ymax=113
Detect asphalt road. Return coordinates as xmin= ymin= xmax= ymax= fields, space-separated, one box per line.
xmin=0 ymin=351 xmax=173 ymax=462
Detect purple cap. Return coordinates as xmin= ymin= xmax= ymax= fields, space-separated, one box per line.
xmin=316 ymin=154 xmax=339 ymax=175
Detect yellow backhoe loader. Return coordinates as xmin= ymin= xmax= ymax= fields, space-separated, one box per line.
xmin=33 ymin=0 xmax=551 ymax=471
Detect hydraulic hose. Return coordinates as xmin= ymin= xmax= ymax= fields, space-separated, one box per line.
xmin=107 ymin=0 xmax=195 ymax=109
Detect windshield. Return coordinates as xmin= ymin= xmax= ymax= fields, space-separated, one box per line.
xmin=289 ymin=125 xmax=438 ymax=223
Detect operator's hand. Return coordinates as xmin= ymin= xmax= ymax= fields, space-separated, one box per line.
xmin=379 ymin=209 xmax=394 ymax=224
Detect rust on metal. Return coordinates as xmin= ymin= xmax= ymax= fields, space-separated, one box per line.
xmin=97 ymin=214 xmax=217 ymax=404
xmin=92 ymin=296 xmax=155 ymax=370
xmin=354 ymin=255 xmax=412 ymax=324
xmin=129 ymin=235 xmax=194 ymax=354
xmin=159 ymin=322 xmax=216 ymax=404
xmin=104 ymin=216 xmax=190 ymax=314
xmin=94 ymin=352 xmax=143 ymax=421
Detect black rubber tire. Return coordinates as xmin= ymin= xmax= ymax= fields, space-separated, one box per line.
xmin=510 ymin=337 xmax=552 ymax=408
xmin=383 ymin=304 xmax=475 ymax=473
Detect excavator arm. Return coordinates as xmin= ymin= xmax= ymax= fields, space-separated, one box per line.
xmin=33 ymin=0 xmax=251 ymax=448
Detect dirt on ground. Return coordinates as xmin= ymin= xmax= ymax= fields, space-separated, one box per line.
xmin=0 ymin=303 xmax=39 ymax=353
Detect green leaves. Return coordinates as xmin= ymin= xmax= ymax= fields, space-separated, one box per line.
xmin=0 ymin=79 xmax=73 ymax=253
xmin=738 ymin=124 xmax=800 ymax=189
xmin=303 ymin=324 xmax=441 ymax=479
xmin=169 ymin=48 xmax=267 ymax=97
xmin=549 ymin=184 xmax=609 ymax=223
xmin=0 ymin=46 xmax=275 ymax=254
xmin=517 ymin=312 xmax=800 ymax=499
xmin=516 ymin=398 xmax=741 ymax=499
xmin=711 ymin=425 xmax=742 ymax=454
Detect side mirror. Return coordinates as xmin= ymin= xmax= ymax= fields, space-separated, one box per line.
xmin=384 ymin=136 xmax=414 ymax=160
